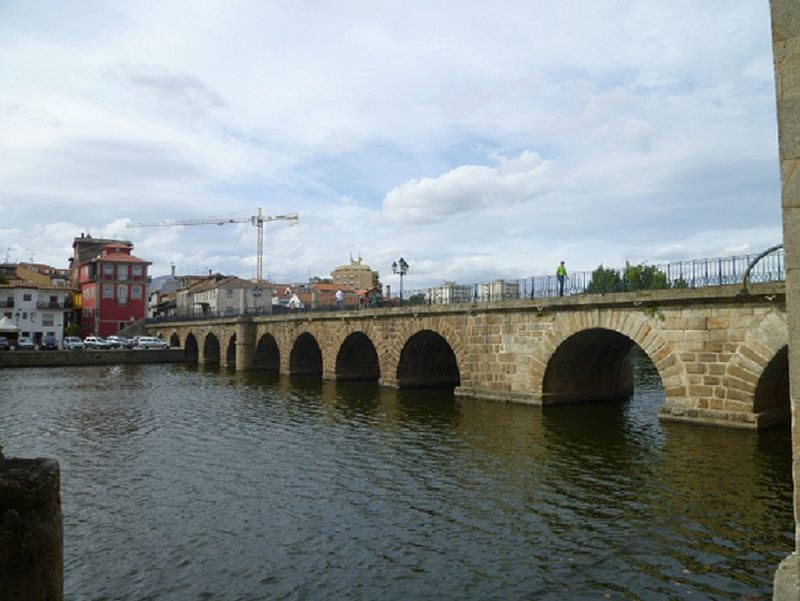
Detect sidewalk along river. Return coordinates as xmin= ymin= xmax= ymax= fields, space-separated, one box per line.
xmin=0 ymin=357 xmax=792 ymax=600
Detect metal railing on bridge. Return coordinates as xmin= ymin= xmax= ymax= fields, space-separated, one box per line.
xmin=145 ymin=248 xmax=785 ymax=323
xmin=398 ymin=248 xmax=785 ymax=304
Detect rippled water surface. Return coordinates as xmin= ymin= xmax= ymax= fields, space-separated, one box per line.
xmin=0 ymin=362 xmax=793 ymax=600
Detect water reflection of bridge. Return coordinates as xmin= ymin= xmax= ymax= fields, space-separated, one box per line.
xmin=149 ymin=282 xmax=788 ymax=430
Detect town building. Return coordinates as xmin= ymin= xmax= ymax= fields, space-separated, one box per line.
xmin=477 ymin=279 xmax=520 ymax=302
xmin=427 ymin=281 xmax=473 ymax=305
xmin=330 ymin=257 xmax=380 ymax=291
xmin=175 ymin=274 xmax=272 ymax=318
xmin=75 ymin=240 xmax=151 ymax=336
xmin=0 ymin=280 xmax=73 ymax=346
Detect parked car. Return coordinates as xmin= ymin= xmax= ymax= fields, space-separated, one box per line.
xmin=0 ymin=336 xmax=10 ymax=351
xmin=16 ymin=336 xmax=35 ymax=350
xmin=107 ymin=335 xmax=134 ymax=349
xmin=137 ymin=336 xmax=169 ymax=350
xmin=84 ymin=336 xmax=110 ymax=349
xmin=40 ymin=334 xmax=58 ymax=350
xmin=62 ymin=336 xmax=85 ymax=350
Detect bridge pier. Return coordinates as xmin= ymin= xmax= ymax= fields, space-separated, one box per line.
xmin=771 ymin=0 xmax=800 ymax=596
xmin=235 ymin=319 xmax=256 ymax=371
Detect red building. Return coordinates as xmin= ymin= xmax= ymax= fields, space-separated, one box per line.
xmin=75 ymin=240 xmax=151 ymax=336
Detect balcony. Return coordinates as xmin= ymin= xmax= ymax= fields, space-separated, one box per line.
xmin=36 ymin=299 xmax=73 ymax=309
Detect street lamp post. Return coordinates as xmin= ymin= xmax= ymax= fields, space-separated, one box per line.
xmin=391 ymin=257 xmax=409 ymax=306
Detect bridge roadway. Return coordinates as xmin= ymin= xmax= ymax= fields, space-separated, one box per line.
xmin=148 ymin=282 xmax=788 ymax=430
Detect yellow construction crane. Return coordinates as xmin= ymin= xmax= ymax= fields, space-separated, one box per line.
xmin=127 ymin=208 xmax=299 ymax=281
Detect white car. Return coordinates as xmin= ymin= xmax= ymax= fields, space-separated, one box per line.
xmin=137 ymin=336 xmax=169 ymax=349
xmin=16 ymin=336 xmax=35 ymax=350
xmin=84 ymin=336 xmax=110 ymax=349
xmin=62 ymin=336 xmax=85 ymax=350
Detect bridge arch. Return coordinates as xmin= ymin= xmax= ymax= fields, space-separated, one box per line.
xmin=169 ymin=332 xmax=180 ymax=348
xmin=184 ymin=333 xmax=198 ymax=362
xmin=396 ymin=329 xmax=461 ymax=388
xmin=203 ymin=332 xmax=221 ymax=365
xmin=728 ymin=311 xmax=789 ymax=427
xmin=290 ymin=332 xmax=323 ymax=376
xmin=536 ymin=312 xmax=683 ymax=406
xmin=336 ymin=331 xmax=380 ymax=381
xmin=226 ymin=333 xmax=237 ymax=366
xmin=542 ymin=328 xmax=642 ymax=404
xmin=254 ymin=333 xmax=281 ymax=371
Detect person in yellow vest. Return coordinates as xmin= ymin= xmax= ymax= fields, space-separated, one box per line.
xmin=556 ymin=261 xmax=567 ymax=296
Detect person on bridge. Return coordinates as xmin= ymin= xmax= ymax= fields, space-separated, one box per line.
xmin=335 ymin=289 xmax=345 ymax=309
xmin=556 ymin=261 xmax=567 ymax=296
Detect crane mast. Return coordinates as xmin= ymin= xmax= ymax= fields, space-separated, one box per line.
xmin=127 ymin=208 xmax=298 ymax=281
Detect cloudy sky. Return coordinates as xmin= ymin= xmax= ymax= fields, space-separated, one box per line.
xmin=0 ymin=1 xmax=783 ymax=291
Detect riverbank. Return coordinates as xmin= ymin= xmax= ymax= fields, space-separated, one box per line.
xmin=0 ymin=349 xmax=186 ymax=368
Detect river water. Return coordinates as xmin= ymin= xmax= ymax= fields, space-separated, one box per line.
xmin=0 ymin=360 xmax=793 ymax=600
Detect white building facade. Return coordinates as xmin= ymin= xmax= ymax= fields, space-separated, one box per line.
xmin=0 ymin=284 xmax=72 ymax=345
xmin=427 ymin=282 xmax=474 ymax=305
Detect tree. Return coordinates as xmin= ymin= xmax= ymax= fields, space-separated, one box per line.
xmin=405 ymin=293 xmax=427 ymax=306
xmin=586 ymin=261 xmax=672 ymax=293
xmin=586 ymin=264 xmax=622 ymax=293
xmin=0 ymin=272 xmax=7 ymax=285
xmin=622 ymin=261 xmax=670 ymax=291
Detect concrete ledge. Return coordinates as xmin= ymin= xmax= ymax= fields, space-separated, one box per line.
xmin=454 ymin=386 xmax=539 ymax=404
xmin=659 ymin=405 xmax=759 ymax=429
xmin=0 ymin=349 xmax=187 ymax=368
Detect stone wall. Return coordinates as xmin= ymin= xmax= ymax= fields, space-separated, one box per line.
xmin=0 ymin=349 xmax=185 ymax=368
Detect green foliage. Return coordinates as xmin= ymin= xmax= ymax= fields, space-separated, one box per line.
xmin=587 ymin=261 xmax=673 ymax=293
xmin=622 ymin=261 xmax=670 ymax=291
xmin=0 ymin=272 xmax=7 ymax=285
xmin=586 ymin=264 xmax=622 ymax=293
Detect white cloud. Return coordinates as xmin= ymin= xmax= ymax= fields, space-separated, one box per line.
xmin=383 ymin=151 xmax=554 ymax=224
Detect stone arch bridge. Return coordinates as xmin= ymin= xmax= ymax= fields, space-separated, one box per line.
xmin=148 ymin=282 xmax=788 ymax=430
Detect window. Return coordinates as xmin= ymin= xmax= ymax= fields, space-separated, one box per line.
xmin=42 ymin=314 xmax=54 ymax=327
xmin=23 ymin=293 xmax=32 ymax=301
xmin=226 ymin=289 xmax=233 ymax=297
xmin=117 ymin=284 xmax=128 ymax=304
xmin=131 ymin=265 xmax=142 ymax=278
xmin=131 ymin=285 xmax=142 ymax=300
xmin=103 ymin=264 xmax=114 ymax=278
xmin=103 ymin=284 xmax=114 ymax=299
xmin=117 ymin=265 xmax=128 ymax=280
